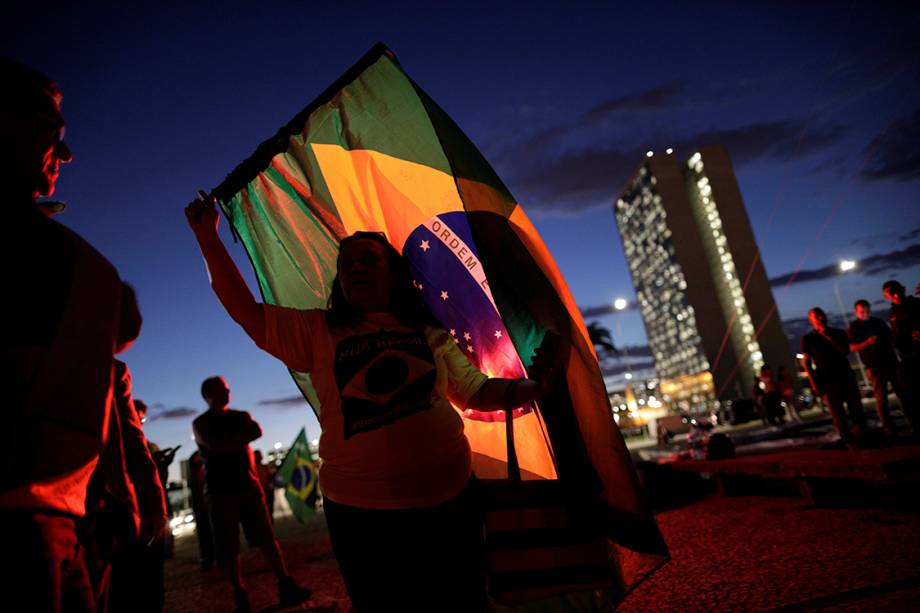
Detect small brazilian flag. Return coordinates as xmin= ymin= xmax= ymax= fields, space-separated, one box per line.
xmin=278 ymin=428 xmax=318 ymax=524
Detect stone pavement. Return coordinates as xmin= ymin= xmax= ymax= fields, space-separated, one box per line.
xmin=164 ymin=511 xmax=347 ymax=612
xmin=163 ymin=491 xmax=920 ymax=612
xmin=619 ymin=495 xmax=920 ymax=612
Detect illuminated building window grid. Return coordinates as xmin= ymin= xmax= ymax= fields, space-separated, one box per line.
xmin=616 ymin=169 xmax=709 ymax=379
xmin=660 ymin=371 xmax=717 ymax=414
xmin=687 ymin=153 xmax=764 ymax=374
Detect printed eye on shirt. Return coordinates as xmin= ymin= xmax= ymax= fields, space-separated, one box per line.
xmin=334 ymin=330 xmax=436 ymax=438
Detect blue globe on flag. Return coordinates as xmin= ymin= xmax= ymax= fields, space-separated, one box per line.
xmin=287 ymin=456 xmax=316 ymax=501
xmin=403 ymin=212 xmax=533 ymax=423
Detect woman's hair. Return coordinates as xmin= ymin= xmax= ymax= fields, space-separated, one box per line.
xmin=325 ymin=231 xmax=438 ymax=329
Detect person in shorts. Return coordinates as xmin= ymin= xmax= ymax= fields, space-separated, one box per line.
xmin=192 ymin=376 xmax=311 ymax=613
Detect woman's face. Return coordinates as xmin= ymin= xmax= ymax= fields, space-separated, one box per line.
xmin=338 ymin=238 xmax=393 ymax=313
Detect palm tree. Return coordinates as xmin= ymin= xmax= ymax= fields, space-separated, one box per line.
xmin=586 ymin=321 xmax=617 ymax=357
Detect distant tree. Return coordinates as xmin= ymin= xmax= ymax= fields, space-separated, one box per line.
xmin=587 ymin=321 xmax=617 ymax=357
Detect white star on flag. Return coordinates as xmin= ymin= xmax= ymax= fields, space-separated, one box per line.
xmin=467 ymin=344 xmax=474 ymax=353
xmin=420 ymin=240 xmax=430 ymax=252
xmin=449 ymin=329 xmax=456 ymax=336
xmin=463 ymin=331 xmax=472 ymax=341
xmin=494 ymin=330 xmax=502 ymax=339
xmin=440 ymin=290 xmax=449 ymax=301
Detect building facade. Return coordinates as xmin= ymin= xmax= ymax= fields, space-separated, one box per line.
xmin=614 ymin=145 xmax=793 ymax=412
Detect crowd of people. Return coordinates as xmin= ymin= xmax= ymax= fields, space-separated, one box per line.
xmin=798 ymin=283 xmax=920 ymax=448
xmin=749 ymin=284 xmax=920 ymax=447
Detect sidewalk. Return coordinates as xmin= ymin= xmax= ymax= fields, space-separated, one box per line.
xmin=163 ymin=491 xmax=920 ymax=611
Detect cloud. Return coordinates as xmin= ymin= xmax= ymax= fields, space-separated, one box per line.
xmin=900 ymin=226 xmax=920 ymax=243
xmin=257 ymin=395 xmax=308 ymax=408
xmin=581 ymin=82 xmax=688 ymax=123
xmin=860 ymin=110 xmax=920 ymax=182
xmin=148 ymin=406 xmax=198 ymax=421
xmin=581 ymin=302 xmax=638 ymax=318
xmin=508 ymin=119 xmax=847 ymax=212
xmin=769 ymin=243 xmax=920 ymax=287
xmin=699 ymin=121 xmax=846 ymax=166
xmin=847 ymin=225 xmax=920 ymax=248
xmin=510 ymin=147 xmax=642 ymax=212
xmin=599 ymin=358 xmax=655 ymax=378
xmin=489 ymin=82 xmax=689 ymax=165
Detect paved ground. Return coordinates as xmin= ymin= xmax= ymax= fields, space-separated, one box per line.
xmin=163 ymin=488 xmax=920 ymax=612
xmin=164 ymin=510 xmax=344 ymax=612
xmin=619 ymin=496 xmax=920 ymax=612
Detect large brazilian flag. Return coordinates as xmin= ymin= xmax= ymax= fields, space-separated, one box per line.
xmin=213 ymin=43 xmax=667 ymax=601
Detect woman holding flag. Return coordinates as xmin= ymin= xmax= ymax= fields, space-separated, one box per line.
xmin=186 ymin=191 xmax=561 ymax=611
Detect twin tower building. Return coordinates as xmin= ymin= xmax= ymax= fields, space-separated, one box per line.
xmin=614 ymin=145 xmax=794 ymax=412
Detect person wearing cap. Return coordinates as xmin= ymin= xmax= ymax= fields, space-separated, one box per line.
xmin=3 ymin=58 xmax=142 ymax=610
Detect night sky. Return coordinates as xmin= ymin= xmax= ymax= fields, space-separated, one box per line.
xmin=7 ymin=2 xmax=920 ymax=478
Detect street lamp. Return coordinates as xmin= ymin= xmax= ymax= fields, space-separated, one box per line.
xmin=834 ymin=259 xmax=867 ymax=385
xmin=612 ymin=297 xmax=630 ymax=381
xmin=834 ymin=259 xmax=856 ymax=325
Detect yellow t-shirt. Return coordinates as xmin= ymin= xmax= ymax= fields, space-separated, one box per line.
xmin=259 ymin=306 xmax=488 ymax=509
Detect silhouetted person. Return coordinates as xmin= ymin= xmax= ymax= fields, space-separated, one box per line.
xmin=777 ymin=366 xmax=802 ymax=422
xmin=135 ymin=401 xmax=178 ymax=492
xmin=83 ymin=360 xmax=169 ymax=612
xmin=882 ymin=281 xmax=920 ymax=434
xmin=848 ymin=299 xmax=905 ymax=435
xmin=3 ymin=58 xmax=141 ymax=611
xmin=188 ymin=450 xmax=215 ymax=570
xmin=253 ymin=450 xmax=276 ymax=525
xmin=801 ymin=308 xmax=866 ymax=446
xmin=755 ymin=364 xmax=785 ymax=426
xmin=193 ymin=376 xmax=311 ymax=612
xmin=135 ymin=400 xmax=177 ymax=558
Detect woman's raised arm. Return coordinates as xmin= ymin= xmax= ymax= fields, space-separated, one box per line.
xmin=185 ymin=191 xmax=266 ymax=346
